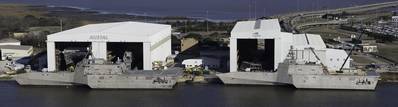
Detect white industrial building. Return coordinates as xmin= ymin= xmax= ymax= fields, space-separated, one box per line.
xmin=182 ymin=59 xmax=203 ymax=69
xmin=0 ymin=38 xmax=33 ymax=60
xmin=392 ymin=16 xmax=398 ymax=23
xmin=0 ymin=45 xmax=33 ymax=60
xmin=47 ymin=21 xmax=172 ymax=71
xmin=182 ymin=57 xmax=221 ymax=70
xmin=229 ymin=19 xmax=351 ymax=72
xmin=0 ymin=38 xmax=21 ymax=46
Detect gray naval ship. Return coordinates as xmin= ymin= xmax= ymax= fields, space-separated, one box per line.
xmin=16 ymin=52 xmax=182 ymax=89
xmin=217 ymin=19 xmax=379 ymax=90
xmin=217 ymin=43 xmax=379 ymax=90
xmin=217 ymin=54 xmax=379 ymax=90
xmin=218 ymin=48 xmax=379 ymax=90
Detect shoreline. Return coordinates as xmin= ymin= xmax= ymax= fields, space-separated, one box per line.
xmin=41 ymin=4 xmax=234 ymax=22
xmin=0 ymin=77 xmax=15 ymax=81
xmin=2 ymin=1 xmax=397 ymax=22
xmin=48 ymin=5 xmax=238 ymax=22
xmin=273 ymin=1 xmax=398 ymax=19
xmin=23 ymin=1 xmax=398 ymax=22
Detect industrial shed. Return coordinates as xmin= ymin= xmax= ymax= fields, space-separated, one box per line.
xmin=47 ymin=21 xmax=172 ymax=71
xmin=0 ymin=38 xmax=21 ymax=46
xmin=229 ymin=19 xmax=293 ymax=72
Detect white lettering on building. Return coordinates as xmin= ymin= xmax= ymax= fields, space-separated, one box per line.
xmin=89 ymin=35 xmax=108 ymax=40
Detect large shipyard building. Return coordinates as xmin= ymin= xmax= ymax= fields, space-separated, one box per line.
xmin=229 ymin=19 xmax=350 ymax=72
xmin=229 ymin=19 xmax=293 ymax=72
xmin=47 ymin=22 xmax=171 ymax=72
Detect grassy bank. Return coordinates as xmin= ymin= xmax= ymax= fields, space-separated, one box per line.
xmin=0 ymin=76 xmax=13 ymax=80
xmin=377 ymin=42 xmax=398 ymax=63
xmin=0 ymin=4 xmax=46 ymax=17
xmin=380 ymin=72 xmax=398 ymax=82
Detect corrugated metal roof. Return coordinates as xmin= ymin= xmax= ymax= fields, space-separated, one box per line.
xmin=47 ymin=21 xmax=171 ymax=43
xmin=51 ymin=21 xmax=169 ymax=36
xmin=231 ymin=19 xmax=281 ymax=37
xmin=293 ymin=34 xmax=326 ymax=50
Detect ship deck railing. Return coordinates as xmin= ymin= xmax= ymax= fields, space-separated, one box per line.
xmin=124 ymin=67 xmax=183 ymax=77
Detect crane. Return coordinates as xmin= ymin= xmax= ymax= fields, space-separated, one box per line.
xmin=339 ymin=29 xmax=364 ymax=72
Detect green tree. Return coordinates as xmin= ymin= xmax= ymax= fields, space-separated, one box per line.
xmin=22 ymin=15 xmax=39 ymax=27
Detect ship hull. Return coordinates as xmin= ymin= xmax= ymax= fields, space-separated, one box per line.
xmin=216 ymin=72 xmax=379 ymax=90
xmin=87 ymin=75 xmax=177 ymax=89
xmin=15 ymin=72 xmax=74 ymax=86
xmin=16 ymin=77 xmax=73 ymax=86
xmin=216 ymin=72 xmax=289 ymax=85
xmin=291 ymin=75 xmax=379 ymax=90
xmin=217 ymin=75 xmax=278 ymax=85
xmin=15 ymin=71 xmax=180 ymax=89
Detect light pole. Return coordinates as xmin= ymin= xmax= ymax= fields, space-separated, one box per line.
xmin=60 ymin=19 xmax=63 ymax=31
xmin=206 ymin=10 xmax=209 ymax=33
xmin=254 ymin=0 xmax=257 ymax=19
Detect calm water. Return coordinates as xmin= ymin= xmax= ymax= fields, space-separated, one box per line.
xmin=0 ymin=0 xmax=397 ymax=20
xmin=0 ymin=81 xmax=398 ymax=107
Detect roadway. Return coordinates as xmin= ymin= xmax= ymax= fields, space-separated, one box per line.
xmin=274 ymin=1 xmax=398 ymax=20
xmin=273 ymin=1 xmax=398 ymax=32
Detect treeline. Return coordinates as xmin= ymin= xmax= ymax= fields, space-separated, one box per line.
xmin=0 ymin=15 xmax=59 ymax=37
xmin=0 ymin=15 xmax=83 ymax=48
xmin=19 ymin=31 xmax=49 ymax=48
xmin=166 ymin=21 xmax=234 ymax=33
xmin=183 ymin=32 xmax=228 ymax=48
xmin=0 ymin=15 xmax=58 ymax=48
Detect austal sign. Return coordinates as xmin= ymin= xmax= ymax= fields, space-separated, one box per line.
xmin=89 ymin=35 xmax=109 ymax=40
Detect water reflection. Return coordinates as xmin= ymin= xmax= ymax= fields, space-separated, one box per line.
xmin=1 ymin=82 xmax=398 ymax=107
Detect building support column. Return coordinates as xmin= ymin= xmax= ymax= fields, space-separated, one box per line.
xmin=274 ymin=38 xmax=281 ymax=71
xmin=143 ymin=42 xmax=152 ymax=70
xmin=91 ymin=42 xmax=107 ymax=60
xmin=230 ymin=38 xmax=237 ymax=72
xmin=47 ymin=41 xmax=56 ymax=72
